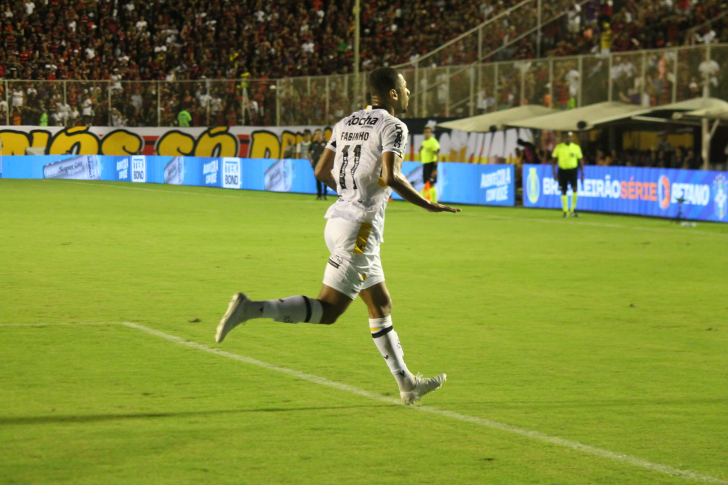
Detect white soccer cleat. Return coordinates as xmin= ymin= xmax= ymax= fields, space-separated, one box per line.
xmin=215 ymin=292 xmax=251 ymax=343
xmin=400 ymin=373 xmax=446 ymax=405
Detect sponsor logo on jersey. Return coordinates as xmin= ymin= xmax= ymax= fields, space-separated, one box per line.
xmin=345 ymin=115 xmax=380 ymax=126
xmin=393 ymin=124 xmax=403 ymax=149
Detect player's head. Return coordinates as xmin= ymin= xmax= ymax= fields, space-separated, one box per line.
xmin=563 ymin=131 xmax=573 ymax=143
xmin=303 ymin=129 xmax=311 ymax=140
xmin=367 ymin=67 xmax=409 ymax=114
xmin=423 ymin=126 xmax=433 ymax=139
xmin=313 ymin=128 xmax=322 ymax=141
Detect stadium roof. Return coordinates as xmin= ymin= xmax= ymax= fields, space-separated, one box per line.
xmin=437 ymin=105 xmax=557 ymax=132
xmin=661 ymin=97 xmax=728 ymax=121
xmin=508 ymin=101 xmax=655 ymax=132
xmin=626 ymin=97 xmax=728 ymax=126
xmin=656 ymin=97 xmax=728 ymax=113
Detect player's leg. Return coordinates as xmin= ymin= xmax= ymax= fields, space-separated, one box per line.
xmin=421 ymin=163 xmax=432 ymax=199
xmin=216 ymin=285 xmax=352 ymax=342
xmin=429 ymin=163 xmax=438 ymax=204
xmin=360 ymin=280 xmax=446 ymax=405
xmin=569 ymin=169 xmax=579 ymax=216
xmin=316 ymin=284 xmax=354 ymax=324
xmin=216 ymin=219 xmax=362 ymax=342
xmin=558 ymin=169 xmax=569 ymax=217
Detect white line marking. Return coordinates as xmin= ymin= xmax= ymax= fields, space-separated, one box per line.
xmin=3 ymin=321 xmax=725 ymax=482
xmin=0 ymin=322 xmax=119 ymax=326
xmin=115 ymin=321 xmax=726 ymax=484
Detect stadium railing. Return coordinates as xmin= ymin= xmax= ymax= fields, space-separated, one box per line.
xmin=1 ymin=44 xmax=726 ymax=128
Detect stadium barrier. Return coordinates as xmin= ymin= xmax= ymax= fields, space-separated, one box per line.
xmin=0 ymin=155 xmax=515 ymax=207
xmin=523 ymin=164 xmax=728 ymax=223
xmin=0 ymin=125 xmax=530 ymax=164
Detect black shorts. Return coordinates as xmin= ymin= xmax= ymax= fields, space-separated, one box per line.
xmin=558 ymin=168 xmax=578 ymax=193
xmin=422 ymin=162 xmax=438 ymax=184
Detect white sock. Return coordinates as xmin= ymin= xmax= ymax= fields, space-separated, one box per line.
xmin=370 ymin=316 xmax=414 ymax=390
xmin=252 ymin=296 xmax=323 ymax=323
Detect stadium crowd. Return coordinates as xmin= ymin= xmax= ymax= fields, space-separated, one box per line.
xmin=1 ymin=0 xmax=726 ymax=81
xmin=0 ymin=0 xmax=727 ymax=127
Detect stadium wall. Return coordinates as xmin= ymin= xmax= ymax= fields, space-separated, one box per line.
xmin=0 ymin=155 xmax=515 ymax=207
xmin=523 ymin=164 xmax=728 ymax=223
xmin=0 ymin=125 xmax=531 ymax=165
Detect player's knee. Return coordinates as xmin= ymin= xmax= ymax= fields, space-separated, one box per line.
xmin=319 ymin=303 xmax=346 ymax=324
xmin=380 ymin=297 xmax=392 ymax=316
xmin=370 ymin=296 xmax=392 ymax=318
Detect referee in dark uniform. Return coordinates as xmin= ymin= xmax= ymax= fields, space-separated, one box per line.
xmin=551 ymin=131 xmax=584 ymax=217
xmin=309 ymin=129 xmax=328 ymax=200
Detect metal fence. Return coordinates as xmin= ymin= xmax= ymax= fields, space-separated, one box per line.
xmin=404 ymin=43 xmax=728 ymax=119
xmin=0 ymin=44 xmax=725 ymax=128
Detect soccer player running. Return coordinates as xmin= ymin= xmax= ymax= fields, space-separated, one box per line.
xmin=551 ymin=131 xmax=584 ymax=217
xmin=216 ymin=67 xmax=460 ymax=405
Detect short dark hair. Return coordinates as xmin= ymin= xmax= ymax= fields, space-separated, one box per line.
xmin=303 ymin=129 xmax=311 ymax=135
xmin=367 ymin=67 xmax=401 ymax=99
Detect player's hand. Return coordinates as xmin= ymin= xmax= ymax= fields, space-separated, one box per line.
xmin=427 ymin=202 xmax=461 ymax=213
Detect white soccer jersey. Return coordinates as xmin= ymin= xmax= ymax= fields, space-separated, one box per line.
xmin=324 ymin=107 xmax=408 ymax=242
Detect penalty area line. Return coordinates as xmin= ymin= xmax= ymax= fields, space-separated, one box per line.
xmin=119 ymin=321 xmax=725 ymax=484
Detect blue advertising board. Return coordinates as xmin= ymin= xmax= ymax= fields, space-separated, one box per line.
xmin=0 ymin=156 xmax=319 ymax=195
xmin=1 ymin=156 xmax=516 ymax=208
xmin=523 ymin=164 xmax=728 ymax=223
xmin=392 ymin=162 xmax=515 ymax=206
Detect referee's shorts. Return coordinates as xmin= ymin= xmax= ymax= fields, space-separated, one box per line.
xmin=558 ymin=167 xmax=578 ymax=193
xmin=423 ymin=162 xmax=438 ymax=184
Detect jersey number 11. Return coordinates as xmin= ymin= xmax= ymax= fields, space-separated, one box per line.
xmin=339 ymin=144 xmax=362 ymax=191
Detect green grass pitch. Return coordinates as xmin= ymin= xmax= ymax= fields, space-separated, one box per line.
xmin=1 ymin=179 xmax=727 ymax=485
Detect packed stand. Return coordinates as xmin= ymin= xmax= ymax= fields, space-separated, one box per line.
xmin=1 ymin=0 xmax=728 ymax=127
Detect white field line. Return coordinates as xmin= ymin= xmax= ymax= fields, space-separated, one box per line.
xmin=0 ymin=322 xmax=118 ymax=326
xmin=114 ymin=321 xmax=724 ymax=484
xmin=58 ymin=180 xmax=728 ymax=238
xmin=4 ymin=320 xmax=725 ymax=483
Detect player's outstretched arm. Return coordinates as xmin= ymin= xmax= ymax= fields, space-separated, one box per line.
xmin=314 ymin=148 xmax=338 ymax=192
xmin=382 ymin=151 xmax=460 ymax=213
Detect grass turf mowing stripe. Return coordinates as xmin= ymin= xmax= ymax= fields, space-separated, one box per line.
xmin=473 ymin=213 xmax=728 ymax=238
xmin=60 ymin=179 xmax=728 ymax=238
xmin=110 ymin=321 xmax=724 ymax=484
xmin=62 ymin=180 xmax=324 ymax=203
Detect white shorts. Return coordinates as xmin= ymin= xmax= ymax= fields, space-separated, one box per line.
xmin=323 ymin=218 xmax=384 ymax=300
